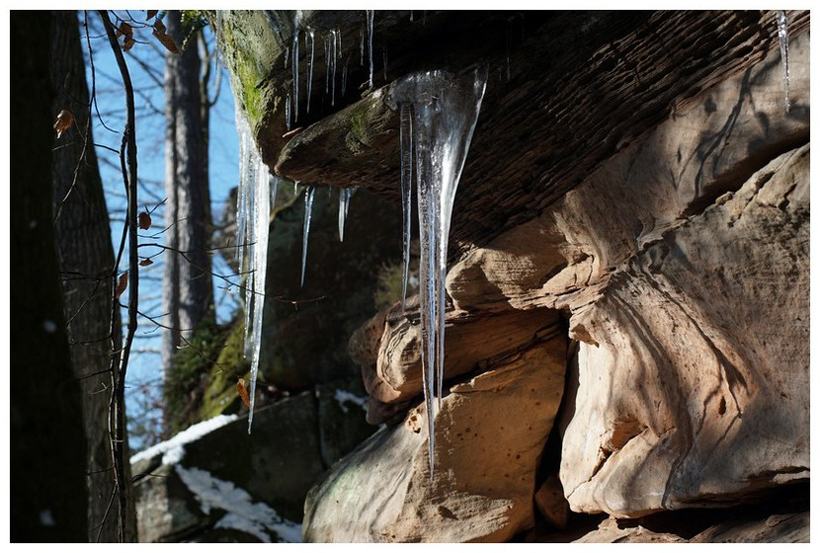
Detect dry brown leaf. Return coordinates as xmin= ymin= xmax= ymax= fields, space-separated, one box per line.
xmin=237 ymin=378 xmax=251 ymax=409
xmin=122 ymin=35 xmax=136 ymax=52
xmin=53 ymin=109 xmax=74 ymax=139
xmin=115 ymin=271 xmax=129 ymax=299
xmin=152 ymin=19 xmax=180 ymax=54
xmin=116 ymin=22 xmax=133 ymax=39
xmin=146 ymin=10 xmax=158 ymax=20
xmin=138 ymin=211 xmax=152 ymax=230
xmin=139 ymin=258 xmax=153 ymax=267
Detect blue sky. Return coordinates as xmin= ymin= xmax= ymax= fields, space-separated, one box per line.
xmin=81 ymin=11 xmax=240 ymax=447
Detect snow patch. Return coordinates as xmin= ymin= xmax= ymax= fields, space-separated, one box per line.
xmin=176 ymin=466 xmax=301 ymax=543
xmin=334 ymin=389 xmax=367 ymax=413
xmin=129 ymin=414 xmax=239 ymax=465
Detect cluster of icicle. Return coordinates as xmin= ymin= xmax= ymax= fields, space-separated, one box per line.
xmin=234 ymin=108 xmax=279 ymax=434
xmin=776 ymin=10 xmax=790 ymax=113
xmin=285 ymin=9 xmax=376 ymax=131
xmin=387 ymin=67 xmax=488 ymax=477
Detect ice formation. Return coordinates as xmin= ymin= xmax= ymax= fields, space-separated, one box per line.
xmin=776 ymin=11 xmax=791 ymax=113
xmin=301 ymin=186 xmax=316 ymax=287
xmin=307 ymin=29 xmax=315 ymax=113
xmin=234 ymin=107 xmax=276 ymax=433
xmin=337 ymin=187 xmax=356 ymax=242
xmin=387 ymin=67 xmax=488 ymax=476
xmin=366 ymin=10 xmax=375 ymax=88
xmin=292 ymin=16 xmax=301 ymax=123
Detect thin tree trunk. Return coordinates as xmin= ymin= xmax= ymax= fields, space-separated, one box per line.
xmin=11 ymin=9 xmax=88 ymax=542
xmin=161 ymin=25 xmax=180 ymax=375
xmin=161 ymin=11 xmax=214 ymax=406
xmin=49 ymin=10 xmax=137 ymax=542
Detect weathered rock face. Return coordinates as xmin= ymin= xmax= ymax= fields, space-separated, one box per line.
xmin=560 ymin=144 xmax=809 ymax=517
xmin=304 ymin=331 xmax=567 ymax=542
xmin=213 ymin=7 xmax=810 ymax=545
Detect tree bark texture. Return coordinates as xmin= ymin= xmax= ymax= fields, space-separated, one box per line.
xmin=49 ymin=10 xmax=137 ymax=542
xmin=11 ymin=10 xmax=89 ymax=542
xmin=161 ymin=11 xmax=214 ymax=380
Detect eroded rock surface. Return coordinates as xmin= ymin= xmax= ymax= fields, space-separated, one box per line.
xmin=304 ymin=333 xmax=566 ymax=542
xmin=560 ymin=144 xmax=809 ymax=517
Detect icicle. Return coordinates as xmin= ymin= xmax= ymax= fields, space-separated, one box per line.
xmin=776 ymin=11 xmax=791 ymax=113
xmin=338 ymin=187 xmax=356 ymax=242
xmin=242 ymin=148 xmax=258 ymax=348
xmin=292 ymin=26 xmax=300 ymax=123
xmin=293 ymin=180 xmax=299 ymax=196
xmin=284 ymin=45 xmax=290 ymax=70
xmin=366 ymin=10 xmax=375 ymax=89
xmin=234 ymin=109 xmax=253 ymax=269
xmin=301 ymin=186 xmax=316 ymax=287
xmin=387 ymin=67 xmax=489 ymax=478
xmin=307 ymin=29 xmax=315 ymax=114
xmin=330 ymin=30 xmax=338 ymax=106
xmin=247 ymin=161 xmax=271 ymax=434
xmin=324 ymin=35 xmax=330 ymax=96
xmin=399 ymin=103 xmax=413 ymax=313
xmin=410 ymin=10 xmax=414 ymax=22
xmin=285 ymin=93 xmax=291 ymax=131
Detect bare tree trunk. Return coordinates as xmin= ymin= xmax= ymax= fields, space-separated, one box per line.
xmin=161 ymin=27 xmax=181 ymax=375
xmin=11 ymin=9 xmax=88 ymax=542
xmin=161 ymin=11 xmax=214 ymax=396
xmin=49 ymin=10 xmax=137 ymax=542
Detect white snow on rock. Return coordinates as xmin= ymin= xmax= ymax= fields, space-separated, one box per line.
xmin=333 ymin=389 xmax=367 ymax=413
xmin=177 ymin=465 xmax=302 ymax=543
xmin=129 ymin=414 xmax=239 ymax=466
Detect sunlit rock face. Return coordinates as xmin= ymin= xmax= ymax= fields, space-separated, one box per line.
xmin=214 ymin=8 xmax=809 ymax=543
xmin=561 ymin=145 xmax=809 ymax=518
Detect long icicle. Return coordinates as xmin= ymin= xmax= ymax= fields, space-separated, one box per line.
xmin=389 ymin=68 xmax=488 ymax=478
xmin=307 ymin=29 xmax=315 ymax=114
xmin=248 ymin=161 xmax=271 ymax=433
xmin=301 ymin=186 xmax=316 ymax=287
xmin=366 ymin=10 xmax=375 ymax=89
xmin=399 ymin=103 xmax=413 ymax=312
xmin=776 ymin=10 xmax=791 ymax=113
xmin=292 ymin=28 xmax=300 ymax=123
xmin=330 ymin=30 xmax=337 ymax=106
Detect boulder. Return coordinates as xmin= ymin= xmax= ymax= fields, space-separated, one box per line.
xmin=133 ymin=393 xmax=324 ymax=542
xmin=303 ymin=333 xmax=566 ymax=542
xmin=560 ymin=145 xmax=809 ymax=517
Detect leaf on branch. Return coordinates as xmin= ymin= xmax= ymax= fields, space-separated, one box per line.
xmin=53 ymin=109 xmax=74 ymax=138
xmin=139 ymin=258 xmax=153 ymax=267
xmin=122 ymin=35 xmax=136 ymax=52
xmin=115 ymin=271 xmax=129 ymax=299
xmin=152 ymin=20 xmax=180 ymax=54
xmin=138 ymin=211 xmax=152 ymax=230
xmin=237 ymin=378 xmax=251 ymax=409
xmin=116 ymin=22 xmax=132 ymax=39
xmin=116 ymin=22 xmax=136 ymax=52
xmin=146 ymin=10 xmax=158 ymax=21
